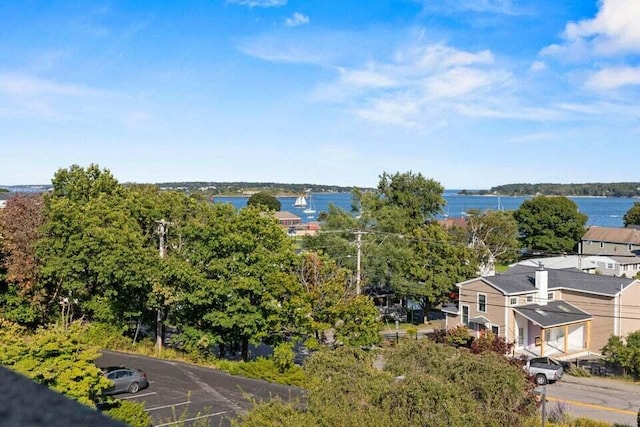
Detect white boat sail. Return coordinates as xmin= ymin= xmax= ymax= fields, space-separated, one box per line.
xmin=294 ymin=194 xmax=307 ymax=208
xmin=303 ymin=193 xmax=316 ymax=217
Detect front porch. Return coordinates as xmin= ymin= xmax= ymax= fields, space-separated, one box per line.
xmin=512 ymin=301 xmax=593 ymax=358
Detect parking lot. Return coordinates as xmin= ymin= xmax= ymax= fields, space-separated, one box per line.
xmin=97 ymin=350 xmax=302 ymax=426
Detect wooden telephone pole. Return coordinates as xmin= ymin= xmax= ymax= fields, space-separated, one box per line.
xmin=353 ymin=231 xmax=367 ymax=296
xmin=155 ymin=219 xmax=171 ymax=353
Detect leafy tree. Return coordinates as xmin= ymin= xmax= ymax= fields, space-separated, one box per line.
xmin=36 ymin=165 xmax=157 ymax=325
xmin=247 ymin=192 xmax=281 ymax=211
xmin=307 ymin=172 xmax=476 ymax=309
xmin=465 ymin=209 xmax=520 ymax=267
xmin=0 ymin=194 xmax=45 ymax=324
xmin=623 ymin=202 xmax=640 ymax=227
xmin=173 ymin=204 xmax=307 ymax=361
xmin=514 ymin=195 xmax=587 ymax=252
xmin=602 ymin=331 xmax=640 ymax=378
xmin=298 ymin=252 xmax=381 ymax=347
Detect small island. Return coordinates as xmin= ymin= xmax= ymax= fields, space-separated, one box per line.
xmin=460 ymin=182 xmax=640 ymax=198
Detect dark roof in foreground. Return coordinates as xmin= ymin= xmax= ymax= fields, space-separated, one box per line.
xmin=0 ymin=366 xmax=125 ymax=427
xmin=513 ymin=300 xmax=592 ymax=328
xmin=478 ymin=265 xmax=635 ymax=297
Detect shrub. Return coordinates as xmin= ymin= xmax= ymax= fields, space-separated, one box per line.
xmin=470 ymin=331 xmax=514 ymax=355
xmin=216 ymin=357 xmax=306 ymax=387
xmin=101 ymin=400 xmax=152 ymax=427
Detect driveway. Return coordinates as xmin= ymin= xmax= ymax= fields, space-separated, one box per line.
xmin=97 ymin=350 xmax=302 ymax=427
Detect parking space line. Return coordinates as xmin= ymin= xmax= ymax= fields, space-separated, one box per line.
xmin=119 ymin=392 xmax=157 ymax=400
xmin=155 ymin=411 xmax=228 ymax=426
xmin=146 ymin=401 xmax=191 ymax=412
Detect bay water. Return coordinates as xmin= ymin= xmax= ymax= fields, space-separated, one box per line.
xmin=215 ymin=190 xmax=637 ymax=228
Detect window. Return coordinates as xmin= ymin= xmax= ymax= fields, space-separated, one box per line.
xmin=478 ymin=294 xmax=487 ymax=312
xmin=491 ymin=325 xmax=499 ymax=335
xmin=526 ymin=295 xmax=533 ymax=303
xmin=510 ymin=297 xmax=518 ymax=305
xmin=518 ymin=327 xmax=524 ymax=346
xmin=462 ymin=305 xmax=469 ymax=325
xmin=600 ymin=242 xmax=604 ymax=248
xmin=547 ymin=292 xmax=554 ymax=300
xmin=607 ymin=263 xmax=613 ymax=269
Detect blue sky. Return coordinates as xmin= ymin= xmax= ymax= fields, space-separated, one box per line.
xmin=1 ymin=0 xmax=639 ymax=188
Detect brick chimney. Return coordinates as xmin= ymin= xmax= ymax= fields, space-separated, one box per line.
xmin=535 ymin=264 xmax=548 ymax=306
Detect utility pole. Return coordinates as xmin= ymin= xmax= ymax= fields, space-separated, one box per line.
xmin=353 ymin=231 xmax=367 ymax=295
xmin=155 ymin=219 xmax=171 ymax=353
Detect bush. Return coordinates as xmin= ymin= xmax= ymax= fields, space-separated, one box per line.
xmin=470 ymin=331 xmax=514 ymax=355
xmin=84 ymin=322 xmax=133 ymax=350
xmin=101 ymin=400 xmax=152 ymax=427
xmin=216 ymin=357 xmax=306 ymax=387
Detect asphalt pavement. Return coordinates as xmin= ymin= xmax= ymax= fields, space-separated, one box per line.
xmin=97 ymin=350 xmax=302 ymax=427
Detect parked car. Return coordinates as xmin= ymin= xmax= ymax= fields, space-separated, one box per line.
xmin=523 ymin=357 xmax=564 ymax=385
xmin=102 ymin=366 xmax=149 ymax=395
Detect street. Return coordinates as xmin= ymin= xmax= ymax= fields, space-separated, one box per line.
xmin=97 ymin=350 xmax=302 ymax=427
xmin=545 ymin=375 xmax=640 ymax=426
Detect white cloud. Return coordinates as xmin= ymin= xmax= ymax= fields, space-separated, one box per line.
xmin=317 ymin=42 xmax=514 ymax=128
xmin=0 ymin=72 xmax=107 ymax=97
xmin=285 ymin=12 xmax=309 ymax=27
xmin=543 ymin=0 xmax=640 ymax=58
xmin=585 ymin=66 xmax=640 ymax=90
xmin=227 ymin=0 xmax=286 ymax=7
xmin=0 ymin=72 xmax=117 ymax=121
xmin=529 ymin=61 xmax=546 ymax=72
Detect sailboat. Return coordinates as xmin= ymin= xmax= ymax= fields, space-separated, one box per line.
xmin=303 ymin=192 xmax=316 ymax=217
xmin=294 ymin=194 xmax=307 ymax=208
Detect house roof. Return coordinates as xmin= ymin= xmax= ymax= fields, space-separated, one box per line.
xmin=474 ymin=265 xmax=635 ymax=297
xmin=582 ymin=226 xmax=640 ymax=245
xmin=513 ymin=300 xmax=592 ymax=328
xmin=274 ymin=211 xmax=301 ymax=220
xmin=438 ymin=217 xmax=467 ymax=229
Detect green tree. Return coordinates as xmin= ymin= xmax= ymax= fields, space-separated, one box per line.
xmin=602 ymin=331 xmax=640 ymax=378
xmin=514 ymin=195 xmax=587 ymax=252
xmin=623 ymin=202 xmax=640 ymax=227
xmin=36 ymin=165 xmax=157 ymax=325
xmin=465 ymin=209 xmax=520 ymax=266
xmin=298 ymin=252 xmax=381 ymax=347
xmin=173 ymin=204 xmax=307 ymax=361
xmin=306 ymin=171 xmax=476 ymax=309
xmin=247 ymin=192 xmax=281 ymax=211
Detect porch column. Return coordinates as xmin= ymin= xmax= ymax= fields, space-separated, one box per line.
xmin=540 ymin=328 xmax=546 ymax=356
xmin=564 ymin=325 xmax=569 ymax=353
xmin=586 ymin=320 xmax=591 ymax=350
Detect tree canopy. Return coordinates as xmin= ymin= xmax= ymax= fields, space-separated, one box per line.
xmin=464 ymin=209 xmax=520 ymax=267
xmin=234 ymin=340 xmax=537 ymax=427
xmin=247 ymin=192 xmax=281 ymax=211
xmin=623 ymin=202 xmax=640 ymax=227
xmin=514 ymin=195 xmax=587 ymax=253
xmin=305 ymin=171 xmax=476 ymax=308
